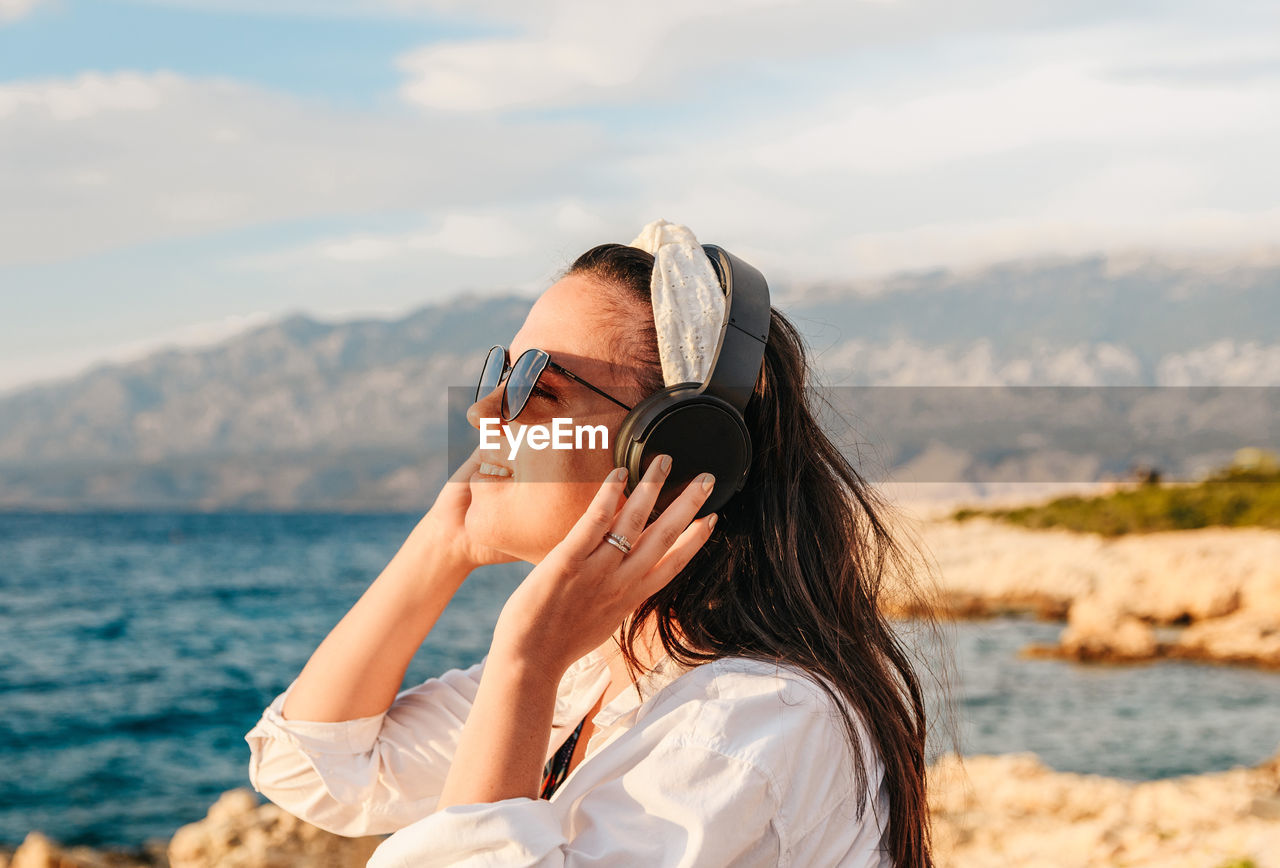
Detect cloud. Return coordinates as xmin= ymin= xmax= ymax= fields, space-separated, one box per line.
xmin=819 ymin=208 xmax=1280 ymax=280
xmin=394 ymin=0 xmax=1016 ymax=113
xmin=6 ymin=0 xmax=1280 ymax=398
xmin=234 ymin=199 xmax=633 ymax=298
xmin=0 ymin=71 xmax=177 ymax=120
xmin=8 ymin=4 xmax=1278 ymax=273
xmin=739 ymin=61 xmax=1274 ymax=175
xmin=391 ymin=1 xmax=1280 ymax=114
xmin=0 ymin=71 xmax=609 ymax=265
xmin=312 ymin=213 xmax=537 ymax=262
xmin=394 ymin=0 xmax=744 ymax=112
xmin=0 ymin=0 xmax=43 ymax=23
xmin=820 ymin=336 xmax=1146 ymax=386
xmin=0 ymin=310 xmax=277 ymax=396
xmin=1157 ymin=340 xmax=1280 ymax=386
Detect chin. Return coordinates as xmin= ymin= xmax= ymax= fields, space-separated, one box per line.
xmin=462 ymin=502 xmax=528 ymax=561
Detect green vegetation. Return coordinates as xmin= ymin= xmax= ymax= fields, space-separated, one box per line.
xmin=951 ymin=449 xmax=1280 ymax=537
xmin=1213 ymin=859 xmax=1258 ymax=868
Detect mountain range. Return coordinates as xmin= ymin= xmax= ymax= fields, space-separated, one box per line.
xmin=2 ymin=251 xmax=1277 ymax=510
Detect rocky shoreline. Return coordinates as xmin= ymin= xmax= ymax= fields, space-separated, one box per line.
xmin=885 ymin=494 xmax=1280 ymax=669
xmin=8 ymin=488 xmax=1276 ymax=866
xmin=5 ymin=749 xmax=1278 ymax=868
xmin=929 ymin=750 xmax=1280 ymax=867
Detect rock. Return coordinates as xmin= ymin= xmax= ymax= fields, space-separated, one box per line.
xmin=8 ymin=832 xmax=151 ymax=868
xmin=10 ymin=750 xmax=1280 ymax=868
xmin=1058 ymin=594 xmax=1158 ymax=661
xmin=929 ymin=750 xmax=1280 ymax=867
xmin=879 ymin=515 xmax=1101 ymax=619
xmin=885 ymin=505 xmax=1280 ymax=669
xmin=168 ymin=787 xmax=385 ymax=868
xmin=204 ymin=789 xmax=259 ymax=826
xmin=1173 ymin=613 xmax=1280 ymax=668
xmin=10 ymin=833 xmax=56 ymax=868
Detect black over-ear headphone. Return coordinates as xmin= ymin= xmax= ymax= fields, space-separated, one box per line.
xmin=613 ymin=244 xmax=772 ymax=520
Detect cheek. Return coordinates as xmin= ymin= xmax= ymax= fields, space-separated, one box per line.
xmin=484 ymin=481 xmax=599 ymax=559
xmin=515 ymin=440 xmax=616 ymax=485
xmin=466 ymin=453 xmax=622 ymax=559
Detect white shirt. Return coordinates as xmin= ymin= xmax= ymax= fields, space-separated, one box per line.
xmin=244 ymin=648 xmax=892 ymax=867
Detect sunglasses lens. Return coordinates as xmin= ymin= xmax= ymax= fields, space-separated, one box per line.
xmin=477 ymin=346 xmax=506 ymax=403
xmin=503 ymin=350 xmax=547 ymax=420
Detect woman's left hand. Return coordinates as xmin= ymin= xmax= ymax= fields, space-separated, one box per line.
xmin=488 ymin=453 xmax=718 ymax=683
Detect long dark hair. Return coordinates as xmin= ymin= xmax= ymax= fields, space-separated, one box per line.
xmin=563 ymin=242 xmax=955 ymax=868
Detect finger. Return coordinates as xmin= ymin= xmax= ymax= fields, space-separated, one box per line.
xmin=598 ymin=454 xmax=673 ymax=561
xmin=635 ymin=512 xmax=718 ymax=599
xmin=623 ymin=471 xmax=716 ymax=569
xmin=560 ymin=466 xmax=630 ymax=557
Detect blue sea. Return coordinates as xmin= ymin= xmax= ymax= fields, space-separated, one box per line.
xmin=2 ymin=511 xmax=1278 ymax=850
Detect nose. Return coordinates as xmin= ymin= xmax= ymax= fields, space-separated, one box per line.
xmin=467 ymin=382 xmax=506 ymax=431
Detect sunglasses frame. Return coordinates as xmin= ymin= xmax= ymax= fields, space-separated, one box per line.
xmin=476 ymin=344 xmax=634 ymax=422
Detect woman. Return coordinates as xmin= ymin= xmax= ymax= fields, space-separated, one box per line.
xmin=245 ymin=223 xmax=944 ymax=867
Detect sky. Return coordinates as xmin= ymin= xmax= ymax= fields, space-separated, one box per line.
xmin=1 ymin=0 xmax=1279 ymax=395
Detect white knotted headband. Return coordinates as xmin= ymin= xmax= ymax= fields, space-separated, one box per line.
xmin=627 ymin=219 xmax=726 ymax=388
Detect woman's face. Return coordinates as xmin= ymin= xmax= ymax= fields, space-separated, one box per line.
xmin=464 ymin=273 xmax=648 ymax=563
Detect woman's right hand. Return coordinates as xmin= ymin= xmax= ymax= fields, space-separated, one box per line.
xmin=418 ymin=447 xmax=521 ymax=572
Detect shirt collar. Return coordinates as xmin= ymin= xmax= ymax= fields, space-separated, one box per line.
xmin=551 ymin=645 xmax=700 ymax=730
xmin=592 ymin=650 xmax=698 ymax=729
xmin=551 ymin=647 xmax=610 ymax=728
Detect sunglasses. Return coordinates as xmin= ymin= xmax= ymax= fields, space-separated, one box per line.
xmin=476 ymin=344 xmax=634 ymax=422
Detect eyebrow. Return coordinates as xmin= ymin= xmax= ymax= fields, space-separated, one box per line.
xmin=545 ymin=352 xmax=600 ymax=381
xmin=542 ymin=352 xmax=635 ymax=411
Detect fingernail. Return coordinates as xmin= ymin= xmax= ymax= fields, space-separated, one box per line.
xmin=708 ymin=513 xmax=718 ymax=530
xmin=700 ymin=472 xmax=715 ymax=491
xmin=611 ymin=467 xmax=627 ymax=482
xmin=659 ymin=454 xmax=672 ymax=473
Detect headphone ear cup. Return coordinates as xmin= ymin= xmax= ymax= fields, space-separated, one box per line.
xmin=614 ymin=385 xmax=752 ymax=520
xmin=614 ymin=384 xmax=688 ymax=485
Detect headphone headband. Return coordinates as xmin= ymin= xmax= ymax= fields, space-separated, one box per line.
xmin=696 ymin=244 xmax=771 ymax=413
xmin=613 ymin=241 xmax=771 ymax=518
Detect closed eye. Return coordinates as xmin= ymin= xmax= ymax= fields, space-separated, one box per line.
xmin=532 ymin=384 xmax=560 ymax=403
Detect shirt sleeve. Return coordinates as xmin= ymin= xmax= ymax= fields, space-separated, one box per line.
xmin=363 ymin=737 xmax=785 ymax=868
xmin=244 ymin=655 xmax=488 ymax=837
